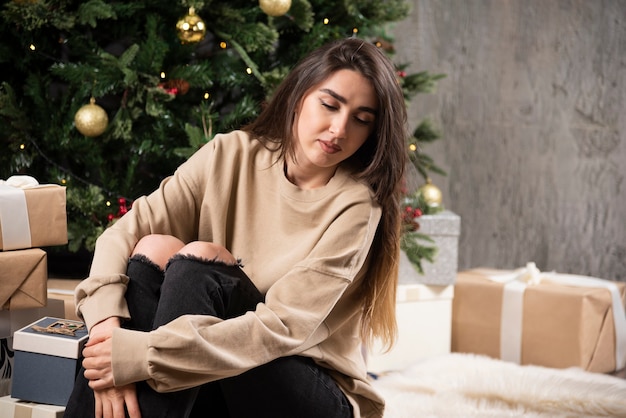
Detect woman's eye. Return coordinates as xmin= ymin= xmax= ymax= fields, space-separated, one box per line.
xmin=355 ymin=116 xmax=373 ymax=125
xmin=320 ymin=100 xmax=337 ymax=110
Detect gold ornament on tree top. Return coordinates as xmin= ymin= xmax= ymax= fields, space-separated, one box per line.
xmin=74 ymin=97 xmax=108 ymax=137
xmin=176 ymin=7 xmax=207 ymax=44
xmin=259 ymin=0 xmax=292 ymax=17
xmin=418 ymin=178 xmax=443 ymax=208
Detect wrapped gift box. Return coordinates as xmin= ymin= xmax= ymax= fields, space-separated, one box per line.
xmin=0 ymin=395 xmax=65 ymax=418
xmin=12 ymin=317 xmax=88 ymax=406
xmin=0 ymin=249 xmax=48 ymax=311
xmin=452 ymin=267 xmax=626 ymax=373
xmin=400 ymin=210 xmax=461 ymax=285
xmin=366 ymin=284 xmax=454 ymax=373
xmin=0 ymin=338 xmax=13 ymax=397
xmin=1 ymin=299 xmax=65 ymax=339
xmin=47 ymin=279 xmax=80 ymax=321
xmin=0 ymin=177 xmax=67 ymax=251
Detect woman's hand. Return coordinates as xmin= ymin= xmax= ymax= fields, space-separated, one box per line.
xmin=83 ymin=316 xmax=120 ymax=390
xmin=83 ymin=317 xmax=141 ymax=417
xmin=94 ymin=384 xmax=141 ymax=418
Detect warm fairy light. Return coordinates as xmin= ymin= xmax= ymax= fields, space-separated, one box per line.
xmin=220 ymin=41 xmax=227 ymax=49
xmin=246 ymin=67 xmax=252 ymax=75
xmin=106 ymin=201 xmax=111 ymax=207
xmin=203 ymin=92 xmax=210 ymax=100
xmin=375 ymin=41 xmax=382 ymax=48
xmin=29 ymin=44 xmax=36 ymax=51
xmin=409 ymin=144 xmax=417 ymax=152
xmin=61 ymin=179 xmax=67 ymax=185
xmin=353 ymin=27 xmax=358 ymax=34
xmin=19 ymin=143 xmax=25 ymax=150
xmin=160 ymin=72 xmax=166 ymax=79
xmin=323 ymin=18 xmax=329 ymax=25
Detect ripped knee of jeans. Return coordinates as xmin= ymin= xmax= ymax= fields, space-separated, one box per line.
xmin=129 ymin=254 xmax=165 ymax=274
xmin=166 ymin=253 xmax=244 ymax=270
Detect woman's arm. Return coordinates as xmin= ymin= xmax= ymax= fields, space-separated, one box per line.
xmin=74 ymin=139 xmax=216 ymax=329
xmin=110 ymin=198 xmax=381 ymax=392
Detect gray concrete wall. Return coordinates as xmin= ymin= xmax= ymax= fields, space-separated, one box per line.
xmin=393 ymin=0 xmax=626 ymax=281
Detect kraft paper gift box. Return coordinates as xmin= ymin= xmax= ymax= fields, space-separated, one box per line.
xmin=0 ymin=176 xmax=67 ymax=251
xmin=47 ymin=279 xmax=80 ymax=321
xmin=12 ymin=317 xmax=88 ymax=406
xmin=366 ymin=284 xmax=454 ymax=373
xmin=0 ymin=249 xmax=48 ymax=311
xmin=0 ymin=395 xmax=65 ymax=418
xmin=451 ymin=264 xmax=626 ymax=373
xmin=400 ymin=210 xmax=461 ymax=285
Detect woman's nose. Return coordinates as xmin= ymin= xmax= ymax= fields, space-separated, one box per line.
xmin=329 ymin=114 xmax=348 ymax=138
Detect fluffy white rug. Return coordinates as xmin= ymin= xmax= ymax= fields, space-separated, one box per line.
xmin=370 ymin=353 xmax=626 ymax=417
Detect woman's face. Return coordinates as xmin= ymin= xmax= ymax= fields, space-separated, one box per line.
xmin=290 ymin=69 xmax=377 ymax=188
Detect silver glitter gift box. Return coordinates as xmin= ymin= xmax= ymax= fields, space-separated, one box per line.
xmin=399 ymin=210 xmax=461 ymax=286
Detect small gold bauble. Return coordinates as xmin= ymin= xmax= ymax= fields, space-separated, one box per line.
xmin=259 ymin=0 xmax=292 ymax=17
xmin=176 ymin=7 xmax=206 ymax=44
xmin=418 ymin=178 xmax=443 ymax=208
xmin=74 ymin=97 xmax=108 ymax=137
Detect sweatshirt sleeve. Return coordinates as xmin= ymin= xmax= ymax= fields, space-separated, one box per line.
xmin=111 ymin=197 xmax=381 ymax=392
xmin=75 ymin=140 xmax=216 ymax=329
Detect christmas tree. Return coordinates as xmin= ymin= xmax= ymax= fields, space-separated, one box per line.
xmin=0 ymin=0 xmax=443 ymax=259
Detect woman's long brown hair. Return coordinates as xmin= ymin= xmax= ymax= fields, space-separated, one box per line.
xmin=244 ymin=38 xmax=407 ymax=349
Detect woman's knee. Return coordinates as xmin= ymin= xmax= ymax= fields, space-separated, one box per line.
xmin=131 ymin=234 xmax=185 ymax=270
xmin=178 ymin=241 xmax=237 ymax=265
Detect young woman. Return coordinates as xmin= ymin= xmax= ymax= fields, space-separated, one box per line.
xmin=66 ymin=37 xmax=408 ymax=418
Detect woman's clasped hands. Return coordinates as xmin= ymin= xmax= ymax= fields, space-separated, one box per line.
xmin=82 ymin=316 xmax=142 ymax=418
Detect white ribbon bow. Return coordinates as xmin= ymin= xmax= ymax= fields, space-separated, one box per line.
xmin=0 ymin=175 xmax=40 ymax=250
xmin=0 ymin=175 xmax=40 ymax=189
xmin=485 ymin=262 xmax=626 ymax=370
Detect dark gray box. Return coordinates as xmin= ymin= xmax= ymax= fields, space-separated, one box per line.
xmin=11 ymin=317 xmax=87 ymax=406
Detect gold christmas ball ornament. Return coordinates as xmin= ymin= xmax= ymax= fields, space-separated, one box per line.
xmin=176 ymin=7 xmax=207 ymax=44
xmin=418 ymin=178 xmax=443 ymax=208
xmin=74 ymin=97 xmax=108 ymax=137
xmin=259 ymin=0 xmax=292 ymax=17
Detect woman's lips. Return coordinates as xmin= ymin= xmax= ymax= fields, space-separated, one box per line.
xmin=319 ymin=140 xmax=341 ymax=154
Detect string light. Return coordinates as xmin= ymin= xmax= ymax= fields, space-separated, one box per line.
xmin=19 ymin=143 xmax=25 ymax=150
xmin=60 ymin=179 xmax=67 ymax=185
xmin=409 ymin=144 xmax=417 ymax=152
xmin=352 ymin=27 xmax=358 ymax=34
xmin=323 ymin=18 xmax=329 ymax=25
xmin=246 ymin=67 xmax=252 ymax=75
xmin=29 ymin=44 xmax=36 ymax=51
xmin=219 ymin=41 xmax=227 ymax=49
xmin=203 ymin=92 xmax=210 ymax=100
xmin=106 ymin=201 xmax=111 ymax=207
xmin=160 ymin=71 xmax=166 ymax=79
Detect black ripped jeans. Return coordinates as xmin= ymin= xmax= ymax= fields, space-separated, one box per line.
xmin=65 ymin=255 xmax=353 ymax=418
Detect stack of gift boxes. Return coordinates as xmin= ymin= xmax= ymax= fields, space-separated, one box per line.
xmin=366 ymin=210 xmax=461 ymax=374
xmin=366 ymin=207 xmax=626 ymax=377
xmin=0 ymin=176 xmax=83 ymax=417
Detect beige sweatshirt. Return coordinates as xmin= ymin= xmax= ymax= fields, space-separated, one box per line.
xmin=74 ymin=130 xmax=385 ymax=417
